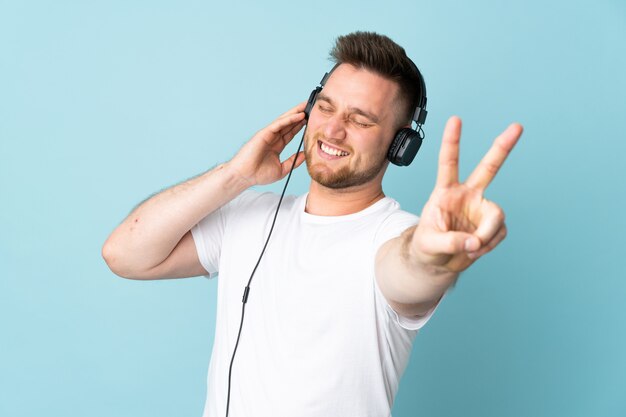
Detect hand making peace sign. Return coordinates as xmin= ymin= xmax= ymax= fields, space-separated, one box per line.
xmin=409 ymin=116 xmax=524 ymax=273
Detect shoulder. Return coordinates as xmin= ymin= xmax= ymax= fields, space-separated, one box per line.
xmin=373 ymin=197 xmax=419 ymax=248
xmin=223 ymin=189 xmax=301 ymax=217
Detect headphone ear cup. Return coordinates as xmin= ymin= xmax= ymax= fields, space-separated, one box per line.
xmin=304 ymin=86 xmax=322 ymax=120
xmin=387 ymin=128 xmax=423 ymax=166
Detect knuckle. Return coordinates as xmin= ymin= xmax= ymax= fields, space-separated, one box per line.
xmin=442 ymin=158 xmax=459 ymax=168
xmin=482 ymin=161 xmax=500 ymax=176
xmin=446 ymin=237 xmax=462 ymax=253
xmin=495 ymin=209 xmax=505 ymax=223
xmin=495 ymin=138 xmax=512 ymax=154
xmin=487 ymin=202 xmax=505 ymax=222
xmin=441 ymin=155 xmax=459 ymax=166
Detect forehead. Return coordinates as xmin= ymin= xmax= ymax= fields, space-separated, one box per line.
xmin=321 ymin=64 xmax=400 ymax=121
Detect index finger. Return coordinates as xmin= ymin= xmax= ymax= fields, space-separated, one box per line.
xmin=276 ymin=101 xmax=307 ymax=119
xmin=436 ymin=116 xmax=462 ymax=188
xmin=267 ymin=111 xmax=306 ymax=135
xmin=465 ymin=123 xmax=523 ymax=190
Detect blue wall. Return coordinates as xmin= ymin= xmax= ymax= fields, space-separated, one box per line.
xmin=1 ymin=1 xmax=625 ymax=416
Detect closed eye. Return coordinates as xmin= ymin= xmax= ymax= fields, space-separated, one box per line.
xmin=318 ymin=104 xmax=333 ymax=114
xmin=352 ymin=119 xmax=373 ymax=128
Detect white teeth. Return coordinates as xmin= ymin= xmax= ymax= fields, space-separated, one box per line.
xmin=320 ymin=142 xmax=348 ymax=157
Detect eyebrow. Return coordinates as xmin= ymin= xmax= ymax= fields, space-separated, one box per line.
xmin=317 ymin=93 xmax=380 ymax=124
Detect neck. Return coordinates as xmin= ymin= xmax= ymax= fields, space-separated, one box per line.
xmin=305 ymin=181 xmax=386 ymax=216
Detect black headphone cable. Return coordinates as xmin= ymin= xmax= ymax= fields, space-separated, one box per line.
xmin=224 ymin=126 xmax=307 ymax=417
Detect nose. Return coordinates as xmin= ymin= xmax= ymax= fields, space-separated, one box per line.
xmin=323 ymin=113 xmax=347 ymax=141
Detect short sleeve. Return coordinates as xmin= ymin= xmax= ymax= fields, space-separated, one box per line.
xmin=191 ymin=212 xmax=225 ymax=278
xmin=190 ymin=191 xmax=253 ymax=278
xmin=373 ymin=210 xmax=419 ymax=249
xmin=373 ymin=209 xmax=444 ymax=331
xmin=374 ymin=278 xmax=445 ymax=331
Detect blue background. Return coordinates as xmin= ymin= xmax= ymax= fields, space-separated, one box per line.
xmin=1 ymin=1 xmax=625 ymax=416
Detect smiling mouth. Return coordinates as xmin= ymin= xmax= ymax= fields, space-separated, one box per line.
xmin=318 ymin=141 xmax=349 ymax=157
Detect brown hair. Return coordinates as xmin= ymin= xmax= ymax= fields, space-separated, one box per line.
xmin=329 ymin=31 xmax=422 ymax=126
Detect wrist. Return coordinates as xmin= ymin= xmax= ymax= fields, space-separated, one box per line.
xmin=213 ymin=162 xmax=254 ymax=194
xmin=401 ymin=227 xmax=459 ymax=284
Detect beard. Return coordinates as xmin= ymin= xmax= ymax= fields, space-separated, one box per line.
xmin=303 ymin=131 xmax=388 ymax=189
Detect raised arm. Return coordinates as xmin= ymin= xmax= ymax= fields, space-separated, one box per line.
xmin=375 ymin=116 xmax=523 ymax=317
xmin=102 ymin=103 xmax=307 ymax=280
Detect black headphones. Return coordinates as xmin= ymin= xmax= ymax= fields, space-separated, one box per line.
xmin=304 ymin=60 xmax=428 ymax=166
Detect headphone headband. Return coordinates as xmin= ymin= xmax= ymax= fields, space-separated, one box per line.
xmin=406 ymin=57 xmax=428 ymax=126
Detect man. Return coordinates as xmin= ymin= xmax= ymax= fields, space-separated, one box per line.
xmin=103 ymin=32 xmax=523 ymax=417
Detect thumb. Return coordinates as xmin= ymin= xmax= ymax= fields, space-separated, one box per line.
xmin=414 ymin=228 xmax=481 ymax=256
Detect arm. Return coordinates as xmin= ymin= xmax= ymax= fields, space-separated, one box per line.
xmin=375 ymin=225 xmax=458 ymax=318
xmin=102 ymin=165 xmax=248 ymax=279
xmin=102 ymin=103 xmax=308 ymax=280
xmin=375 ymin=116 xmax=523 ymax=317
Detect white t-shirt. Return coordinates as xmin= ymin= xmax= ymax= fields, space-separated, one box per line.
xmin=191 ymin=190 xmax=440 ymax=417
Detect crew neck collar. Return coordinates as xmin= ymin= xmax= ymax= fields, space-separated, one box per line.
xmin=298 ymin=193 xmax=394 ymax=224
